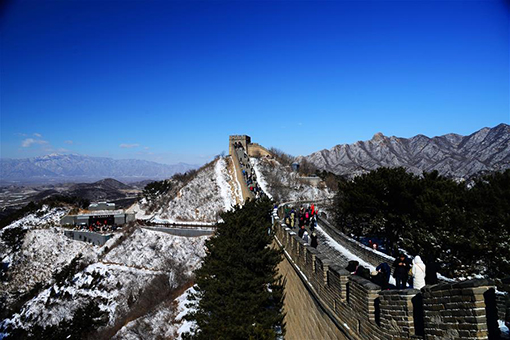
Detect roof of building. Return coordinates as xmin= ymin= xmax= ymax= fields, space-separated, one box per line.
xmin=72 ymin=209 xmax=128 ymax=217
xmin=89 ymin=202 xmax=115 ymax=207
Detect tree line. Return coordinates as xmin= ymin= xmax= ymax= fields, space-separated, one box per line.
xmin=333 ymin=168 xmax=510 ymax=279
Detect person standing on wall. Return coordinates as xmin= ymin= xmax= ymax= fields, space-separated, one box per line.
xmin=393 ymin=253 xmax=410 ymax=289
xmin=412 ymin=255 xmax=427 ymax=290
xmin=310 ymin=232 xmax=318 ymax=248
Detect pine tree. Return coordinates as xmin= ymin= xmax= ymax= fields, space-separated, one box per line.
xmin=184 ymin=197 xmax=285 ymax=340
xmin=332 ymin=167 xmax=510 ymax=278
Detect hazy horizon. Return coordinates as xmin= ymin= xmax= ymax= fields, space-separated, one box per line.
xmin=1 ymin=122 xmax=508 ymax=165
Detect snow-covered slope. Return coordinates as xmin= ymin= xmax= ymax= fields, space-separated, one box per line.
xmin=136 ymin=157 xmax=238 ymax=223
xmin=2 ymin=205 xmax=68 ymax=231
xmin=4 ymin=228 xmax=98 ymax=295
xmin=112 ymin=285 xmax=198 ymax=340
xmin=104 ymin=228 xmax=206 ymax=275
xmin=0 ymin=206 xmax=80 ymax=295
xmin=251 ymin=157 xmax=334 ymax=203
xmin=1 ymin=206 xmax=209 ymax=338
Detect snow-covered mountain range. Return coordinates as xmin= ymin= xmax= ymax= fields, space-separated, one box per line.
xmin=301 ymin=123 xmax=510 ymax=178
xmin=0 ymin=154 xmax=197 ymax=184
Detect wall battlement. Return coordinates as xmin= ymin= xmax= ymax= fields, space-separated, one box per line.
xmin=229 ymin=135 xmax=251 ymax=155
xmin=228 ymin=135 xmax=272 ymax=158
xmin=274 ymin=220 xmax=503 ymax=340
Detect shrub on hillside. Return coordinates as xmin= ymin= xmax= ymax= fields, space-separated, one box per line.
xmin=269 ymin=147 xmax=294 ymax=166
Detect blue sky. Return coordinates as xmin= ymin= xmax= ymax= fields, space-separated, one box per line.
xmin=1 ymin=0 xmax=508 ymax=165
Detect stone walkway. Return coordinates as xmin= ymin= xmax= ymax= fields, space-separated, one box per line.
xmin=285 ymin=222 xmax=351 ymax=268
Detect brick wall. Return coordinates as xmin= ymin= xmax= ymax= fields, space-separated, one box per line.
xmin=274 ymin=219 xmax=501 ymax=340
xmin=247 ymin=143 xmax=272 ymax=158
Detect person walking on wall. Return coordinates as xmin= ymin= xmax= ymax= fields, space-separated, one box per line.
xmin=412 ymin=255 xmax=427 ymax=290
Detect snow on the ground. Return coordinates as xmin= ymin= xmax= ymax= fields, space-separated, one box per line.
xmin=175 ymin=286 xmax=198 ymax=339
xmin=231 ymin=158 xmax=244 ymax=205
xmin=111 ymin=300 xmax=178 ymax=340
xmin=111 ymin=285 xmax=199 ymax=340
xmin=2 ymin=260 xmax=159 ymax=330
xmin=146 ymin=158 xmax=236 ymax=223
xmin=250 ymin=158 xmax=273 ymax=200
xmin=316 ymin=224 xmax=396 ymax=286
xmin=126 ymin=201 xmax=153 ymax=220
xmin=500 ymin=320 xmax=510 ymax=339
xmin=0 ymin=206 xmax=94 ymax=297
xmin=3 ymin=228 xmax=98 ymax=294
xmin=2 ymin=224 xmax=210 ymax=334
xmin=104 ymin=228 xmax=207 ymax=274
xmin=215 ymin=157 xmax=236 ymax=211
xmin=251 ymin=157 xmax=334 ymax=202
xmin=2 ymin=205 xmax=68 ymax=231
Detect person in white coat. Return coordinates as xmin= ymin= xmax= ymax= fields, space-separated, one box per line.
xmin=412 ymin=255 xmax=427 ymax=290
xmin=302 ymin=230 xmax=309 ymax=244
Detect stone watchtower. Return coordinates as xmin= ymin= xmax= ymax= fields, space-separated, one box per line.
xmin=229 ymin=135 xmax=251 ymax=155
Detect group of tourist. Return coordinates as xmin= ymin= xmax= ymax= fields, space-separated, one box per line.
xmin=346 ymin=252 xmax=439 ymax=291
xmin=234 ymin=142 xmax=265 ymax=199
xmin=278 ymin=202 xmax=442 ymax=291
xmin=74 ymin=222 xmax=119 ymax=233
xmin=283 ymin=204 xmax=319 ymax=249
xmin=390 ymin=252 xmax=439 ymax=289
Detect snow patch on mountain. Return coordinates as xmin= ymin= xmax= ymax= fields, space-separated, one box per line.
xmin=302 ymin=123 xmax=510 ymax=178
xmin=215 ymin=157 xmax=236 ymax=211
xmin=2 ymin=205 xmax=68 ymax=231
xmin=250 ymin=158 xmax=273 ymax=200
xmin=104 ymin=228 xmax=207 ymax=274
xmin=112 ymin=284 xmax=198 ymax=340
xmin=141 ymin=158 xmax=235 ymax=223
xmin=4 ymin=228 xmax=98 ymax=295
xmin=251 ymin=157 xmax=334 ymax=202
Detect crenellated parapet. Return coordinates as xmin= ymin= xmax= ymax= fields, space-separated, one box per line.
xmin=274 ymin=220 xmax=503 ymax=340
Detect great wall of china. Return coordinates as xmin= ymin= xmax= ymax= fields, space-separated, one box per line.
xmin=228 ymin=135 xmax=509 ymax=340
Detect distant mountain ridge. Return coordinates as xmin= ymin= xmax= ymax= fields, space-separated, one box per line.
xmin=301 ymin=123 xmax=510 ymax=178
xmin=0 ymin=154 xmax=198 ymax=183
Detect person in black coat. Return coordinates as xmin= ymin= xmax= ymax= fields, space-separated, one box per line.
xmin=425 ymin=254 xmax=439 ymax=285
xmin=298 ymin=226 xmax=305 ymax=238
xmin=310 ymin=232 xmax=318 ymax=248
xmin=376 ymin=262 xmax=391 ymax=285
xmin=393 ymin=253 xmax=410 ymax=289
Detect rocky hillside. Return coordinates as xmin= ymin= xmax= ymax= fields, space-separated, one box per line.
xmin=0 ymin=154 xmax=197 ymax=184
xmin=301 ymin=123 xmax=510 ymax=178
